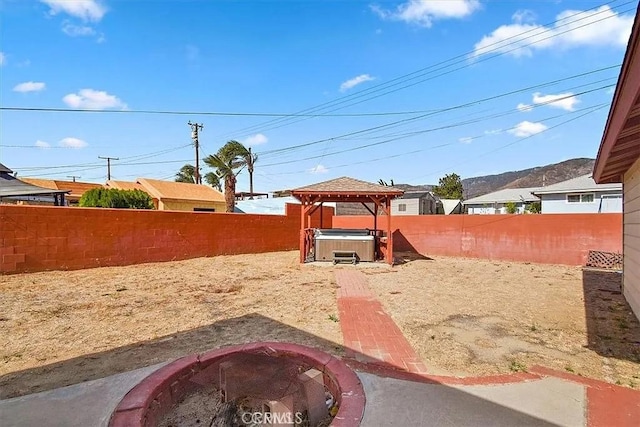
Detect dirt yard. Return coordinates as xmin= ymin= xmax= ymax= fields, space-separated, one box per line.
xmin=364 ymin=253 xmax=640 ymax=388
xmin=0 ymin=252 xmax=343 ymax=398
xmin=1 ymin=250 xmax=639 ymax=399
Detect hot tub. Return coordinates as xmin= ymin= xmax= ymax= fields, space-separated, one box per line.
xmin=314 ymin=229 xmax=375 ymax=262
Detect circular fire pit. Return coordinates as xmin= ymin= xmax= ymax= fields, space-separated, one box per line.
xmin=109 ymin=343 xmax=365 ymax=426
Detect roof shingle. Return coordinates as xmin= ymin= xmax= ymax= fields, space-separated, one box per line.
xmin=292 ymin=176 xmax=404 ymax=195
xmin=137 ymin=178 xmax=225 ymax=202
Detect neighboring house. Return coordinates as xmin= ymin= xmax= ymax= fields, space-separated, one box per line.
xmin=391 ymin=192 xmax=440 ymax=215
xmin=106 ymin=178 xmax=226 ymax=212
xmin=463 ymin=188 xmax=539 ymax=214
xmin=531 ymin=175 xmax=622 ymax=214
xmin=0 ymin=163 xmax=70 ymax=205
xmin=593 ymin=2 xmax=640 ymax=321
xmin=440 ymin=199 xmax=463 ymax=215
xmin=235 ymin=195 xmax=336 ymax=215
xmin=20 ymin=178 xmax=102 ymax=206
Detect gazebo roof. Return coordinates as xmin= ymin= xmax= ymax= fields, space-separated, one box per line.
xmin=291 ymin=176 xmax=404 ymax=197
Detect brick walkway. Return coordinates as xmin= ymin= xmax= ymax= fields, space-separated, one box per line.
xmin=335 ymin=270 xmax=428 ymax=374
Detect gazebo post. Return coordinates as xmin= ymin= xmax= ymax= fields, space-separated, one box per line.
xmin=386 ymin=197 xmax=393 ymax=265
xmin=300 ymin=197 xmax=307 ymax=263
xmin=374 ymin=203 xmax=378 ymax=259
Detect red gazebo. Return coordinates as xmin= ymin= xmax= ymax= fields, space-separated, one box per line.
xmin=291 ymin=177 xmax=404 ymax=265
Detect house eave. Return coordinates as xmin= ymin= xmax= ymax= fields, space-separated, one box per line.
xmin=594 ymin=2 xmax=640 ymax=184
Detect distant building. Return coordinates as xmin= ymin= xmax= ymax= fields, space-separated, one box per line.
xmin=463 ymin=188 xmax=539 ymax=214
xmin=106 ymin=178 xmax=226 ymax=212
xmin=0 ymin=163 xmax=69 ymax=206
xmin=531 ymin=175 xmax=622 ymax=214
xmin=391 ymin=192 xmax=440 ymax=215
xmin=235 ymin=195 xmax=336 ymax=215
xmin=19 ymin=178 xmax=102 ymax=206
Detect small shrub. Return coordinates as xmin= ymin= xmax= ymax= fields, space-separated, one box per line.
xmin=79 ymin=188 xmax=154 ymax=209
xmin=328 ymin=314 xmax=339 ymax=322
xmin=509 ymin=360 xmax=527 ymax=372
xmin=505 ymin=202 xmax=518 ymax=214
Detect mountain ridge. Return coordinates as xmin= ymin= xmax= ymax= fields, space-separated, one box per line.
xmin=391 ymin=158 xmax=597 ymax=199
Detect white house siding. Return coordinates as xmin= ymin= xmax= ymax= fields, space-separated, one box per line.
xmin=391 ymin=198 xmax=421 ymax=215
xmin=540 ymin=191 xmax=623 ymax=213
xmin=624 ymin=157 xmax=640 ymax=321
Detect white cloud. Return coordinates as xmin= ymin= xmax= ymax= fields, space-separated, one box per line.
xmin=40 ymin=0 xmax=107 ymax=22
xmin=243 ymin=133 xmax=268 ymax=146
xmin=340 ymin=74 xmax=375 ymax=92
xmin=508 ymin=121 xmax=548 ymax=137
xmin=459 ymin=136 xmax=474 ymax=144
xmin=484 ymin=128 xmax=503 ymax=135
xmin=63 ymin=89 xmax=127 ymax=110
xmin=60 ymin=137 xmax=88 ymax=149
xmin=35 ymin=140 xmax=51 ymax=149
xmin=371 ymin=0 xmax=480 ymax=27
xmin=532 ymin=92 xmax=579 ymax=111
xmin=473 ymin=6 xmax=633 ymax=58
xmin=309 ymin=164 xmax=328 ymax=174
xmin=0 ymin=52 xmax=5 ymax=66
xmin=62 ymin=22 xmax=96 ymax=37
xmin=517 ymin=103 xmax=533 ymax=112
xmin=13 ymin=81 xmax=46 ymax=93
xmin=512 ymin=9 xmax=536 ymax=24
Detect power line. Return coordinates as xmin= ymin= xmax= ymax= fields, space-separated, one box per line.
xmin=259 ymin=102 xmax=610 ymax=176
xmin=212 ymin=0 xmax=634 ymax=140
xmin=254 ymin=73 xmax=617 ymax=160
xmin=408 ymin=105 xmax=611 ymax=183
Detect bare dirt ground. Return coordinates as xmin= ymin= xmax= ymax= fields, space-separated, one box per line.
xmin=0 ymin=252 xmax=343 ymax=398
xmin=364 ymin=253 xmax=640 ymax=389
xmin=2 ymin=250 xmax=639 ymax=399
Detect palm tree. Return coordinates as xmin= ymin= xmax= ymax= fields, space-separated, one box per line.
xmin=175 ymin=163 xmax=222 ymax=191
xmin=245 ymin=147 xmax=259 ymax=199
xmin=175 ymin=164 xmax=197 ymax=183
xmin=203 ymin=140 xmax=249 ymax=212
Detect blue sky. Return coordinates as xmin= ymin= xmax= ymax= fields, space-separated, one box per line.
xmin=0 ymin=0 xmax=638 ymax=192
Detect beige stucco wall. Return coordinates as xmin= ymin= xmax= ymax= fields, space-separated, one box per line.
xmin=158 ymin=200 xmax=226 ymax=212
xmin=623 ymin=156 xmax=640 ymax=321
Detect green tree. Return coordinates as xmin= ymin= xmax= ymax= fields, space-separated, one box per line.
xmin=175 ymin=163 xmax=222 ymax=191
xmin=79 ymin=188 xmax=154 ymax=209
xmin=432 ymin=173 xmax=464 ymax=200
xmin=526 ymin=201 xmax=541 ymax=214
xmin=505 ymin=201 xmax=518 ymax=214
xmin=378 ymin=179 xmax=395 ymax=186
xmin=203 ymin=140 xmax=250 ymax=212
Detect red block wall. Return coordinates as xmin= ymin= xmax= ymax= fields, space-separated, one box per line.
xmin=333 ymin=214 xmax=622 ymax=266
xmin=0 ymin=203 xmax=333 ymax=274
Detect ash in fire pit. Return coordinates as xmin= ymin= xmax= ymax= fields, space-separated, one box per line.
xmin=159 ymin=353 xmax=336 ymax=426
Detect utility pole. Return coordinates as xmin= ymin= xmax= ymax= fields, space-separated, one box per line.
xmin=188 ymin=121 xmax=203 ymax=184
xmin=66 ymin=175 xmax=81 ymax=182
xmin=98 ymin=156 xmax=119 ymax=181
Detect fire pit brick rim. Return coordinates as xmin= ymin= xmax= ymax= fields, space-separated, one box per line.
xmin=109 ymin=342 xmax=365 ymax=427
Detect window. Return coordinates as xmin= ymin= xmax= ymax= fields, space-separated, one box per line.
xmin=581 ymin=194 xmax=594 ymax=203
xmin=398 ymin=203 xmax=407 ymax=212
xmin=567 ymin=195 xmax=580 ymax=203
xmin=567 ymin=193 xmax=594 ymax=203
